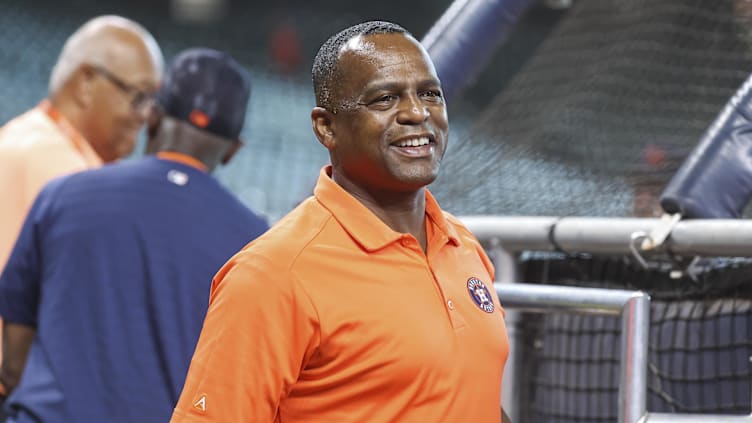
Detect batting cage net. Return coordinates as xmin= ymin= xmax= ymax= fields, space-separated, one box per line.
xmin=428 ymin=0 xmax=752 ymax=420
xmin=3 ymin=1 xmax=752 ymax=421
xmin=431 ymin=0 xmax=752 ymax=218
xmin=513 ymin=254 xmax=752 ymax=422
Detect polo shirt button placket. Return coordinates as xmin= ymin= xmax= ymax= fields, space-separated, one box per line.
xmin=447 ymin=299 xmax=455 ymax=310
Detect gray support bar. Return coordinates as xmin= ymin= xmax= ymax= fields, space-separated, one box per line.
xmin=642 ymin=414 xmax=752 ymax=422
xmin=462 ymin=216 xmax=752 ymax=256
xmin=488 ymin=238 xmax=518 ymax=284
xmin=497 ymin=283 xmax=645 ymax=315
xmin=621 ymin=293 xmax=650 ymax=423
xmin=487 ymin=242 xmax=520 ymax=422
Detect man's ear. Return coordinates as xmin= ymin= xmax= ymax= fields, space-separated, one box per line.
xmin=147 ymin=106 xmax=162 ymax=139
xmin=72 ymin=64 xmax=97 ymax=108
xmin=311 ymin=107 xmax=336 ymax=150
xmin=144 ymin=107 xmax=163 ymax=154
xmin=221 ymin=140 xmax=243 ymax=165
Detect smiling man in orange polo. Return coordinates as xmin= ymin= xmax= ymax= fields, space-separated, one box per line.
xmin=172 ymin=21 xmax=510 ymax=423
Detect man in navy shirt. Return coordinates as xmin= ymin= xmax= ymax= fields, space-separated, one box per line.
xmin=0 ymin=48 xmax=268 ymax=423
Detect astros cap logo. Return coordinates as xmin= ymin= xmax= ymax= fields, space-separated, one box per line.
xmin=189 ymin=109 xmax=210 ymax=128
xmin=467 ymin=277 xmax=495 ymax=313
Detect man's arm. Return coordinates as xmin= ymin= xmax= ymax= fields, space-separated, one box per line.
xmin=171 ymin=256 xmax=319 ymax=422
xmin=0 ymin=182 xmax=56 ymax=395
xmin=0 ymin=322 xmax=35 ymax=394
xmin=0 ymin=152 xmax=26 ymax=272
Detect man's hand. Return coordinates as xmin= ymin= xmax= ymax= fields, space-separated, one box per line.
xmin=1 ymin=321 xmax=36 ymax=394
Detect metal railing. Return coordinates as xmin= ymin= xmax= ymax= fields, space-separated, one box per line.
xmin=496 ymin=283 xmax=650 ymax=423
xmin=470 ymin=216 xmax=752 ymax=423
xmin=496 ymin=283 xmax=752 ymax=423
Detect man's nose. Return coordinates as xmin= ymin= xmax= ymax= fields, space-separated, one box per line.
xmin=396 ymin=95 xmax=429 ymax=124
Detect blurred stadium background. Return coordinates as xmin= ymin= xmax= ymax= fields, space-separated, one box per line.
xmin=2 ymin=0 xmax=751 ymax=421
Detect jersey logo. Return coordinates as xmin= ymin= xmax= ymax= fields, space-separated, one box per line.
xmin=193 ymin=394 xmax=207 ymax=413
xmin=167 ymin=169 xmax=189 ymax=186
xmin=467 ymin=277 xmax=495 ymax=313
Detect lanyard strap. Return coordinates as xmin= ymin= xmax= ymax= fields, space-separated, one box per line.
xmin=38 ymin=99 xmax=96 ymax=161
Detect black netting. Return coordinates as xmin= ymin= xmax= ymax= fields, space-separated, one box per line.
xmin=515 ymin=255 xmax=752 ymax=422
xmin=433 ymin=0 xmax=752 ymax=218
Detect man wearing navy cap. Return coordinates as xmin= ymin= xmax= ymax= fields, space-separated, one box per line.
xmin=0 ymin=48 xmax=268 ymax=423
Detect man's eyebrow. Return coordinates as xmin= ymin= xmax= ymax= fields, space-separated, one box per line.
xmin=361 ymin=81 xmax=402 ymax=96
xmin=416 ymin=78 xmax=442 ymax=88
xmin=361 ymin=78 xmax=442 ymax=95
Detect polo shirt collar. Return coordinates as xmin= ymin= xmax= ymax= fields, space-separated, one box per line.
xmin=155 ymin=151 xmax=209 ymax=172
xmin=313 ymin=166 xmax=460 ymax=252
xmin=425 ymin=189 xmax=461 ymax=247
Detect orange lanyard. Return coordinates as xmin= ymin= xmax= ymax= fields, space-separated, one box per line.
xmin=38 ymin=99 xmax=92 ymax=159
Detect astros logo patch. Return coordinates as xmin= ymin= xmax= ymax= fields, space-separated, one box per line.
xmin=467 ymin=277 xmax=494 ymax=313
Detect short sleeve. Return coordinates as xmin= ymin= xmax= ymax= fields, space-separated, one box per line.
xmin=0 ymin=178 xmax=66 ymax=326
xmin=171 ymin=252 xmax=320 ymax=422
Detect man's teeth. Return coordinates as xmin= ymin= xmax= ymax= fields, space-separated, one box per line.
xmin=395 ymin=137 xmax=430 ymax=147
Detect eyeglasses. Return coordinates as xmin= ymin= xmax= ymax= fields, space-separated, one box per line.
xmin=90 ymin=65 xmax=155 ymax=111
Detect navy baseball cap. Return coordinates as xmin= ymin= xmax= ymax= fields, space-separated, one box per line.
xmin=157 ymin=48 xmax=250 ymax=141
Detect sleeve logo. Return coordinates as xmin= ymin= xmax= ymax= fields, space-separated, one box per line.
xmin=193 ymin=393 xmax=208 ymax=413
xmin=467 ymin=277 xmax=495 ymax=313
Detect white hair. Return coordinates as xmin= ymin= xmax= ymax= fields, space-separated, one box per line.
xmin=48 ymin=15 xmax=164 ymax=95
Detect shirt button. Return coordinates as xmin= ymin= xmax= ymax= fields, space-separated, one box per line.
xmin=401 ymin=238 xmax=411 ymax=246
xmin=447 ymin=299 xmax=455 ymax=310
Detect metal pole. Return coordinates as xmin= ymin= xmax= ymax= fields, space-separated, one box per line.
xmin=488 ymin=237 xmax=518 ymax=285
xmin=642 ymin=414 xmax=752 ymax=422
xmin=619 ymin=293 xmax=650 ymax=423
xmin=496 ymin=283 xmax=642 ymax=315
xmin=487 ymin=240 xmax=520 ymax=423
xmin=461 ymin=216 xmax=752 ymax=256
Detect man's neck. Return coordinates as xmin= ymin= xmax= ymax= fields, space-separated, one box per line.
xmin=333 ymin=173 xmax=428 ymax=251
xmin=45 ymin=97 xmax=107 ymax=163
xmin=49 ymin=97 xmax=84 ymax=138
xmin=147 ymin=118 xmax=225 ymax=172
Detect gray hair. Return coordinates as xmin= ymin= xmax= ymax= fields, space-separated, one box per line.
xmin=48 ymin=15 xmax=163 ymax=95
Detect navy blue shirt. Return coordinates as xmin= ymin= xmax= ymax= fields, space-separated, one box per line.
xmin=0 ymin=156 xmax=268 ymax=423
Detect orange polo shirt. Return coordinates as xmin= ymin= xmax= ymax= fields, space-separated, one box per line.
xmin=171 ymin=166 xmax=509 ymax=423
xmin=0 ymin=101 xmax=102 ymax=271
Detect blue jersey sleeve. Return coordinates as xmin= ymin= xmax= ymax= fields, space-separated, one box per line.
xmin=0 ymin=178 xmax=65 ymax=327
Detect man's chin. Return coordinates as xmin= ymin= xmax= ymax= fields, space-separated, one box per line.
xmin=394 ymin=171 xmax=439 ymax=190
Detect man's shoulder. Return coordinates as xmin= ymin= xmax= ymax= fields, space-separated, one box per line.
xmin=31 ymin=161 xmax=150 ymax=215
xmin=0 ymin=108 xmax=66 ymax=151
xmin=235 ymin=198 xmax=333 ymax=270
xmin=204 ymin=184 xmax=269 ymax=235
xmin=59 ymin=159 xmax=140 ymax=187
xmin=144 ymin=157 xmax=270 ymax=230
xmin=63 ymin=157 xmax=186 ymax=186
